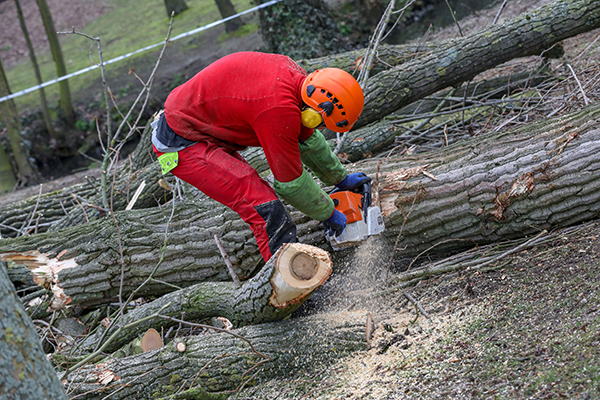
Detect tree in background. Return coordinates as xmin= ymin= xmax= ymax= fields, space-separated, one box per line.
xmin=164 ymin=0 xmax=189 ymax=17
xmin=0 ymin=57 xmax=36 ymax=188
xmin=35 ymin=0 xmax=75 ymax=127
xmin=14 ymin=0 xmax=57 ymax=141
xmin=0 ymin=141 xmax=16 ymax=194
xmin=215 ymin=0 xmax=242 ymax=33
xmin=253 ymin=0 xmax=350 ymax=60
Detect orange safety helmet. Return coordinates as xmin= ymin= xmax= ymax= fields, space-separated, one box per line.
xmin=301 ymin=68 xmax=364 ymax=133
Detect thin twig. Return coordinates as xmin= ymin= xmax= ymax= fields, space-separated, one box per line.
xmin=492 ymin=0 xmax=510 ymax=25
xmin=401 ymin=289 xmax=430 ymax=319
xmin=566 ymin=63 xmax=591 ymax=105
xmin=444 ymin=0 xmax=463 ymax=37
xmin=22 ymin=184 xmax=43 ymax=236
xmin=214 ymin=234 xmax=242 ymax=287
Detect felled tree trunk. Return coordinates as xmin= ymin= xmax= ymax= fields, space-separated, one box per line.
xmin=2 ymin=101 xmax=600 ymax=308
xmin=65 ymin=311 xmax=367 ymax=400
xmin=0 ymin=260 xmax=68 ymax=399
xmin=0 ymin=160 xmax=172 ymax=238
xmin=87 ymin=243 xmax=332 ymax=353
xmin=0 ymin=120 xmax=162 ymax=238
xmin=356 ymin=0 xmax=600 ymax=129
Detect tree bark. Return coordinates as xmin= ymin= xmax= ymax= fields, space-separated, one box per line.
xmin=2 ymin=101 xmax=600 ymax=307
xmin=14 ymin=0 xmax=57 ymax=140
xmin=164 ymin=0 xmax=189 ymax=17
xmin=0 ymin=260 xmax=68 ymax=399
xmin=35 ymin=0 xmax=75 ymax=126
xmin=64 ymin=311 xmax=367 ymax=400
xmin=85 ymin=242 xmax=332 ymax=353
xmin=0 ymin=141 xmax=16 ymax=195
xmin=356 ymin=0 xmax=600 ymax=129
xmin=214 ymin=0 xmax=241 ymax=33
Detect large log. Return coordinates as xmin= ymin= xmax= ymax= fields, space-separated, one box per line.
xmin=83 ymin=243 xmax=332 ymax=353
xmin=64 ymin=311 xmax=367 ymax=400
xmin=1 ymin=100 xmax=600 ymax=308
xmin=357 ymin=0 xmax=600 ymax=129
xmin=297 ymin=38 xmax=562 ymax=77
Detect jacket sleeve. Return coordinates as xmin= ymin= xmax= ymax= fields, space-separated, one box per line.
xmin=274 ymin=168 xmax=335 ymax=221
xmin=299 ymin=129 xmax=347 ymax=186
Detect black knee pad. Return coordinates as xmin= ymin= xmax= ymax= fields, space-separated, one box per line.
xmin=255 ymin=200 xmax=298 ymax=256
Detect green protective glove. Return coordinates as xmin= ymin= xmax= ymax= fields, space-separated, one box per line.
xmin=299 ymin=130 xmax=347 ymax=186
xmin=274 ymin=168 xmax=335 ymax=221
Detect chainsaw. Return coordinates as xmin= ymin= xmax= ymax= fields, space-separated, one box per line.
xmin=324 ymin=180 xmax=385 ymax=250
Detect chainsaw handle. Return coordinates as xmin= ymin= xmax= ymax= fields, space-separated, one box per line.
xmin=361 ymin=181 xmax=372 ymax=210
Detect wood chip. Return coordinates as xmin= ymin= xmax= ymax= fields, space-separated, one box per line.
xmin=366 ymin=312 xmax=375 ymax=346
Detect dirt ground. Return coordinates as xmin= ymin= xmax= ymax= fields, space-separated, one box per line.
xmin=0 ymin=0 xmax=111 ymax=69
xmin=238 ymin=220 xmax=600 ymax=399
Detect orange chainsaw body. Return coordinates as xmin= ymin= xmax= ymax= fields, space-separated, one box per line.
xmin=330 ymin=191 xmax=363 ymax=223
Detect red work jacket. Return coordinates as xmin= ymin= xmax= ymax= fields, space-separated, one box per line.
xmin=164 ymin=51 xmax=314 ymax=183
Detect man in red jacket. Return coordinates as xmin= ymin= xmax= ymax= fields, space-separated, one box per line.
xmin=152 ymin=51 xmax=369 ymax=262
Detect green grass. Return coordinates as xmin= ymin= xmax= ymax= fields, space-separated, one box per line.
xmin=6 ymin=0 xmax=253 ymax=110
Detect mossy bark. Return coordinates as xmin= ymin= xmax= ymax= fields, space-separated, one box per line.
xmin=35 ymin=0 xmax=75 ymax=126
xmin=0 ymin=142 xmax=16 ymax=195
xmin=0 ymin=260 xmax=68 ymax=399
xmin=65 ymin=311 xmax=367 ymax=400
xmin=0 ymin=58 xmax=35 ymax=184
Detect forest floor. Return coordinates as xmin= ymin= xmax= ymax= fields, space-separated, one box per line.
xmin=3 ymin=0 xmax=600 ymax=398
xmin=240 ymin=220 xmax=600 ymax=399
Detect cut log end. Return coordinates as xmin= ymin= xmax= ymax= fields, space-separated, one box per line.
xmin=290 ymin=252 xmax=317 ymax=280
xmin=175 ymin=341 xmax=186 ymax=352
xmin=141 ymin=328 xmax=163 ymax=352
xmin=269 ymin=243 xmax=332 ymax=308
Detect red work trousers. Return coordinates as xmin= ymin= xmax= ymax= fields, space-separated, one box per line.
xmin=153 ymin=141 xmax=296 ymax=261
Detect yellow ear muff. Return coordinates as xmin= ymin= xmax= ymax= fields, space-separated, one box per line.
xmin=301 ymin=108 xmax=323 ymax=129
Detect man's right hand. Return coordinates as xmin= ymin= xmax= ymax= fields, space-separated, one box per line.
xmin=324 ymin=209 xmax=347 ymax=237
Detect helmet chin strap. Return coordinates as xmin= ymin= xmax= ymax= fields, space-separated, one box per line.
xmin=301 ymin=107 xmax=324 ymax=129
